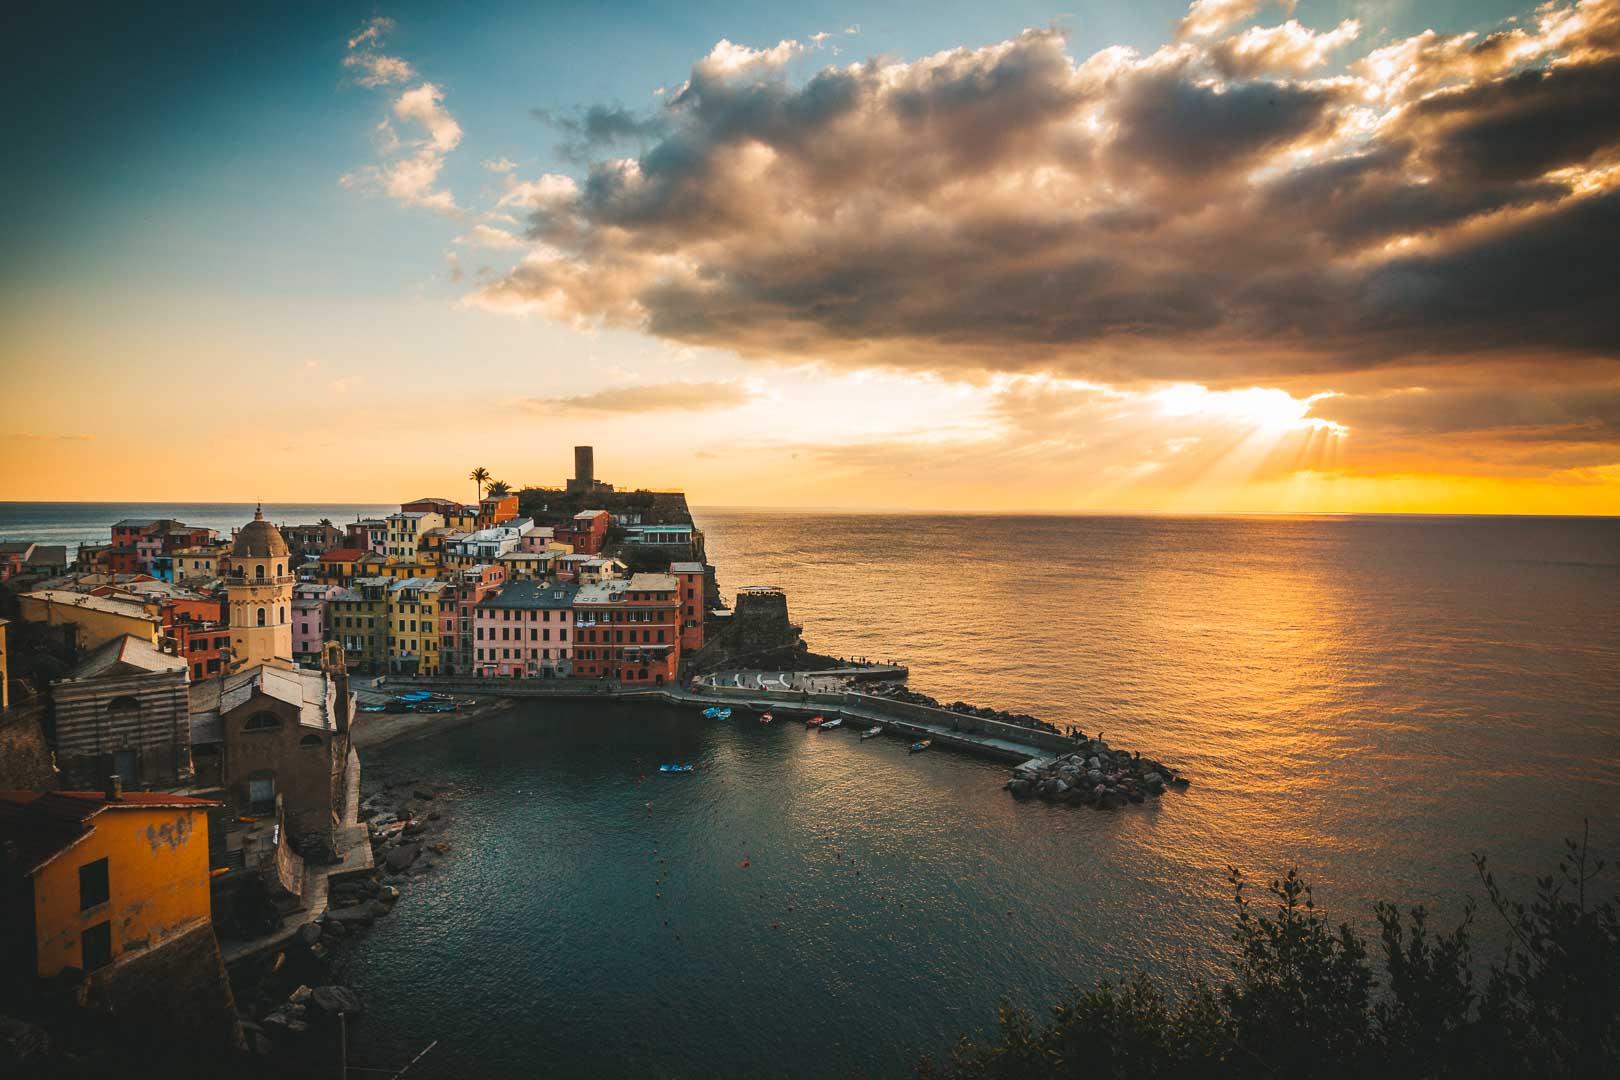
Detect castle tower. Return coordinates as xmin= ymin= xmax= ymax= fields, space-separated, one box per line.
xmin=227 ymin=506 xmax=293 ymax=670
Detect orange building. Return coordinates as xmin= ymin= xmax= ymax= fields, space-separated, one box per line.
xmin=478 ymin=494 xmax=519 ymax=527
xmin=0 ymin=785 xmax=219 ymax=979
xmin=670 ymin=561 xmax=706 ymax=656
xmin=571 ymin=574 xmax=680 ymax=685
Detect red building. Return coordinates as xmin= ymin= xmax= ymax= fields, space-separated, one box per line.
xmin=401 ymin=497 xmax=465 ymax=516
xmin=557 ymin=509 xmax=610 ymax=556
xmin=570 ymin=574 xmax=680 ymax=685
xmin=669 ymin=561 xmax=706 ymax=656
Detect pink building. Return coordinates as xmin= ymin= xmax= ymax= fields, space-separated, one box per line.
xmin=516 ymin=527 xmax=557 ymax=553
xmin=438 ymin=565 xmax=505 ymax=675
xmin=292 ymin=583 xmax=343 ymax=666
xmin=473 ymin=580 xmax=578 ymax=678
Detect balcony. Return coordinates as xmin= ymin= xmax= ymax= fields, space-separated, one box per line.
xmin=227 ymin=574 xmax=297 ymax=587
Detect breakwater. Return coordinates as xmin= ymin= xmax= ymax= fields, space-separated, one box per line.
xmin=375 ymin=675 xmax=1187 ymax=809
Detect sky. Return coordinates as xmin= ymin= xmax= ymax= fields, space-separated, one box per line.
xmin=2 ymin=0 xmax=1617 ymax=513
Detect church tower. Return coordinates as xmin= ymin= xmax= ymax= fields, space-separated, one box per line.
xmin=227 ymin=506 xmax=294 ymax=670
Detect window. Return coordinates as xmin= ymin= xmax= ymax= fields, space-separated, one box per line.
xmin=81 ymin=921 xmax=113 ymax=972
xmin=79 ymin=857 xmax=110 ymax=910
xmin=256 ymin=608 xmax=266 ymax=627
xmin=300 ymin=733 xmax=323 ymax=748
xmin=244 ymin=712 xmax=282 ymax=731
xmin=255 ymin=564 xmax=265 ymax=580
xmin=560 ymin=628 xmax=567 ymax=641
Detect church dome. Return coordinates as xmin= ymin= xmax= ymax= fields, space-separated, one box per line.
xmin=233 ymin=507 xmax=289 ymax=559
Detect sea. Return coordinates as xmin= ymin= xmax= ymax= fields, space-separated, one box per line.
xmin=4 ymin=504 xmax=1618 ymax=1077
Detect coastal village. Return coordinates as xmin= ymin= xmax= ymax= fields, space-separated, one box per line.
xmin=0 ymin=447 xmax=1184 ymax=1073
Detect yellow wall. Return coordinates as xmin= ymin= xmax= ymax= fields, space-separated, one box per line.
xmin=32 ymin=806 xmax=212 ymax=978
xmin=0 ymin=620 xmax=9 ymax=709
xmin=17 ymin=594 xmax=159 ymax=650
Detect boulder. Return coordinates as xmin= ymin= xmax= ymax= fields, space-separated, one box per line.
xmin=385 ymin=844 xmax=421 ymax=872
xmin=239 ymin=1021 xmax=273 ymax=1055
xmin=296 ymin=923 xmax=322 ymax=947
xmin=309 ymin=985 xmax=363 ymax=1018
xmin=289 ymin=985 xmax=313 ymax=1005
xmin=1007 ymin=779 xmax=1034 ymax=799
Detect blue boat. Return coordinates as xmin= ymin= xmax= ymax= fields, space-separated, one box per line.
xmin=909 ymin=739 xmax=932 ymax=754
xmin=660 ymin=763 xmax=695 ymax=773
xmin=701 ymin=707 xmax=732 ymax=720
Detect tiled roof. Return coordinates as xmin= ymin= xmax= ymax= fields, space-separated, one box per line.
xmin=64 ymin=634 xmax=187 ymax=680
xmin=321 ymin=548 xmax=365 ymax=562
xmin=477 ymin=580 xmax=578 ymax=610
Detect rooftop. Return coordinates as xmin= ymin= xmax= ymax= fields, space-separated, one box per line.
xmin=0 ymin=789 xmax=221 ymax=876
xmin=188 ymin=662 xmax=347 ymax=736
xmin=63 ymin=634 xmax=188 ymax=681
xmin=628 ymin=573 xmax=678 ymax=592
xmin=21 ymin=589 xmax=161 ymax=624
xmin=670 ymin=561 xmax=706 ymax=573
xmin=477 ymin=580 xmax=579 ymax=610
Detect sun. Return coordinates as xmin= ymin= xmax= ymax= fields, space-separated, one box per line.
xmin=1150 ymin=385 xmax=1347 ymax=435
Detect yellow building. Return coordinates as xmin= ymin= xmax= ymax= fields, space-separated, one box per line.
xmin=330 ymin=577 xmax=390 ymax=673
xmin=225 ymin=508 xmax=293 ymax=670
xmin=17 ymin=590 xmax=161 ymax=651
xmin=386 ymin=511 xmax=444 ymax=562
xmin=172 ymin=543 xmax=229 ymax=583
xmin=0 ymin=786 xmax=219 ymax=978
xmin=386 ymin=577 xmax=446 ymax=675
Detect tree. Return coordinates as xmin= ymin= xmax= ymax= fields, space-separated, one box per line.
xmin=469 ymin=466 xmax=490 ymax=503
xmin=485 ymin=479 xmax=511 ymax=498
xmin=318 ymin=517 xmax=333 ymax=528
xmin=918 ymin=831 xmax=1618 ymax=1080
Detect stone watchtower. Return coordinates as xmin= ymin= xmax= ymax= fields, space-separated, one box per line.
xmin=226 ymin=506 xmax=294 ymax=670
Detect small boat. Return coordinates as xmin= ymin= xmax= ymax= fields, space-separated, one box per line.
xmin=909 ymin=739 xmax=932 ymax=754
xmin=359 ymin=704 xmax=387 ymax=714
xmin=659 ymin=763 xmax=695 ymax=773
xmin=860 ymin=726 xmax=884 ymax=740
xmin=805 ymin=715 xmax=825 ymax=728
xmin=820 ymin=718 xmax=844 ymax=731
xmin=759 ymin=712 xmax=773 ymax=725
xmin=701 ymin=707 xmax=732 ymax=720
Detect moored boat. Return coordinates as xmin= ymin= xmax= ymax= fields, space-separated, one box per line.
xmin=820 ymin=718 xmax=844 ymax=730
xmin=701 ymin=707 xmax=733 ymax=720
xmin=760 ymin=711 xmax=773 ymax=725
xmin=659 ymin=763 xmax=695 ymax=773
xmin=860 ymin=725 xmax=884 ymax=740
xmin=805 ymin=715 xmax=825 ymax=728
xmin=909 ymin=739 xmax=932 ymax=753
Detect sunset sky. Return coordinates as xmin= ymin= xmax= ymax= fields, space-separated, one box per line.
xmin=3 ymin=0 xmax=1618 ymax=513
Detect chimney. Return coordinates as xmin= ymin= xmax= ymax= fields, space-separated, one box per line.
xmin=105 ymin=775 xmax=123 ymax=802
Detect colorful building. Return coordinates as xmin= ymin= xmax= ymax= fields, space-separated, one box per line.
xmin=478 ymin=494 xmax=519 ymax=528
xmin=386 ymin=577 xmax=446 ymax=675
xmin=436 ymin=565 xmax=505 ymax=675
xmin=0 ymin=786 xmax=219 ymax=979
xmin=292 ymin=583 xmax=343 ymax=667
xmin=670 ymin=561 xmax=707 ymax=655
xmin=345 ymin=518 xmax=388 ymax=555
xmin=329 ymin=577 xmax=390 ymax=672
xmin=172 ymin=543 xmax=229 ymax=584
xmin=473 ymin=580 xmax=577 ymax=678
xmin=18 ymin=590 xmax=162 ymax=651
xmin=314 ymin=547 xmax=366 ymax=586
xmin=571 ymin=574 xmax=681 ymax=684
xmin=557 ymin=509 xmax=611 ymax=556
xmin=386 ymin=511 xmax=443 ymax=562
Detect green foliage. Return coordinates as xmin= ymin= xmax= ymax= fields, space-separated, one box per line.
xmin=485 ymin=479 xmax=512 ymax=498
xmin=919 ymin=828 xmax=1618 ymax=1080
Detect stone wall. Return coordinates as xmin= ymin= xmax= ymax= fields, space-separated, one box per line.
xmin=0 ymin=701 xmax=55 ymax=789
xmin=51 ymin=669 xmax=190 ymax=790
xmin=89 ymin=918 xmax=243 ymax=1051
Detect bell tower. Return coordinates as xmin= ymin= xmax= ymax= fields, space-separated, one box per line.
xmin=227 ymin=505 xmax=294 ymax=670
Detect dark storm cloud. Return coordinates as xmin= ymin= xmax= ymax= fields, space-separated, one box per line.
xmin=474 ymin=3 xmax=1620 ymax=446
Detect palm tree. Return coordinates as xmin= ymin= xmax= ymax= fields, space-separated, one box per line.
xmin=485 ymin=479 xmax=512 ymax=499
xmin=469 ymin=466 xmax=490 ymax=503
xmin=318 ymin=517 xmax=333 ymax=528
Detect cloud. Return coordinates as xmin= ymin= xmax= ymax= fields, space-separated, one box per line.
xmin=344 ymin=52 xmax=415 ymax=88
xmin=463 ymin=3 xmax=1620 ymax=400
xmin=1176 ymin=0 xmax=1293 ymax=41
xmin=521 ymin=380 xmax=762 ymax=413
xmin=484 ymin=157 xmax=518 ymax=173
xmin=348 ymin=16 xmax=394 ymax=50
xmin=342 ymin=81 xmax=463 ymax=215
xmin=456 ymin=223 xmax=523 ymax=249
xmin=1209 ymin=18 xmax=1359 ymax=77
